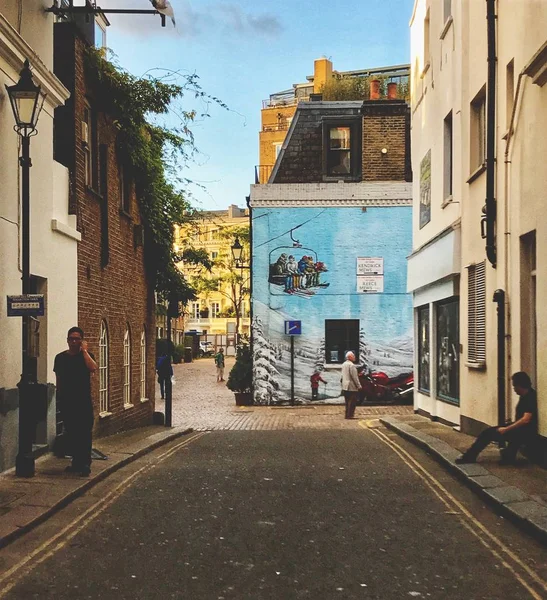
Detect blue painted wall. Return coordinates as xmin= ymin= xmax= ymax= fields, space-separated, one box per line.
xmin=252 ymin=206 xmax=413 ymax=404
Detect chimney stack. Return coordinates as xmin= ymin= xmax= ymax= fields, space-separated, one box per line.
xmin=370 ymin=79 xmax=381 ymax=100
xmin=387 ymin=82 xmax=398 ymax=99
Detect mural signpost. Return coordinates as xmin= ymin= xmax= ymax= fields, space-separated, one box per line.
xmin=285 ymin=321 xmax=302 ymax=405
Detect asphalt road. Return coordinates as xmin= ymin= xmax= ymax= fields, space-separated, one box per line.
xmin=2 ymin=426 xmax=546 ymax=599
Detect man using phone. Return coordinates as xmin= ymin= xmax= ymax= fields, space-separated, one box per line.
xmin=54 ymin=327 xmax=97 ymax=476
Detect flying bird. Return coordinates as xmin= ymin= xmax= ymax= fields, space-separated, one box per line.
xmin=150 ymin=0 xmax=176 ymax=27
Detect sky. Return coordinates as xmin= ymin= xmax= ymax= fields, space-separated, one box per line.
xmin=98 ymin=0 xmax=413 ymax=211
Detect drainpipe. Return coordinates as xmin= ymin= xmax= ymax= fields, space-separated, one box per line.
xmin=482 ymin=0 xmax=497 ymax=267
xmin=493 ymin=289 xmax=506 ymax=431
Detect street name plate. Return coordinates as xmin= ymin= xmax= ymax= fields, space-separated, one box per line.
xmin=7 ymin=294 xmax=45 ymax=317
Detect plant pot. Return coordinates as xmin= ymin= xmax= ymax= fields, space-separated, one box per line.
xmin=234 ymin=392 xmax=253 ymax=406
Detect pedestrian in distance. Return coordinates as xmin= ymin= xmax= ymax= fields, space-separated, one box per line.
xmin=53 ymin=326 xmax=98 ymax=477
xmin=310 ymin=370 xmax=327 ymax=401
xmin=215 ymin=347 xmax=225 ymax=382
xmin=156 ymin=352 xmax=173 ymax=400
xmin=456 ymin=371 xmax=538 ymax=465
xmin=341 ymin=351 xmax=362 ymax=419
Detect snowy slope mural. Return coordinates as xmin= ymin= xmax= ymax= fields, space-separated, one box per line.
xmin=252 ymin=206 xmax=413 ymax=404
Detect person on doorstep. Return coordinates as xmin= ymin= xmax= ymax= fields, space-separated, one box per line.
xmin=456 ymin=371 xmax=538 ymax=465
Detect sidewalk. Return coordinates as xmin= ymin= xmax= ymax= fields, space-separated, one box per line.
xmin=381 ymin=414 xmax=547 ymax=544
xmin=0 ymin=424 xmax=193 ymax=549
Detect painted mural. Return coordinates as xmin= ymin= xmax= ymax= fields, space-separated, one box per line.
xmin=252 ymin=206 xmax=414 ymax=405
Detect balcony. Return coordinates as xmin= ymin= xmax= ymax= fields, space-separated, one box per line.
xmin=186 ymin=316 xmax=251 ymax=333
xmin=262 ymin=122 xmax=290 ymax=133
xmin=255 ymin=165 xmax=274 ymax=184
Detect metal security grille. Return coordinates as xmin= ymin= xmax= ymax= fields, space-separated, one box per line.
xmin=99 ymin=321 xmax=109 ymax=414
xmin=140 ymin=329 xmax=146 ymax=400
xmin=123 ymin=327 xmax=131 ymax=406
xmin=467 ymin=261 xmax=486 ymax=364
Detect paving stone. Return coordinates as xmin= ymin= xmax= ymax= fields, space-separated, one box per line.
xmin=468 ymin=475 xmax=505 ymax=489
xmin=504 ymin=500 xmax=547 ymax=520
xmin=483 ymin=485 xmax=530 ymax=505
xmin=454 ymin=463 xmax=490 ymax=477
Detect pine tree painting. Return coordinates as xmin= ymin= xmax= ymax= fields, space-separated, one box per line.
xmin=359 ymin=328 xmax=369 ymax=371
xmin=252 ymin=317 xmax=280 ymax=405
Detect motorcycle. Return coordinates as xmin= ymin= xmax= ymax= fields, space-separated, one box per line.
xmin=357 ymin=369 xmax=414 ymax=405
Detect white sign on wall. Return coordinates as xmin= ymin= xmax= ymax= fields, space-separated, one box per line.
xmin=356 ymin=275 xmax=384 ymax=294
xmin=357 ymin=257 xmax=384 ymax=275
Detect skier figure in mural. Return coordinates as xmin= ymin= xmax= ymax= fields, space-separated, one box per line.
xmin=286 ymin=255 xmax=299 ymax=292
xmin=297 ymin=256 xmax=309 ymax=288
xmin=341 ymin=351 xmax=362 ymax=419
xmin=273 ymin=253 xmax=288 ymax=275
xmin=310 ymin=370 xmax=327 ymax=401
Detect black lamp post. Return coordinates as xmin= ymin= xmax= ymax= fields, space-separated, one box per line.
xmin=6 ymin=59 xmax=45 ymax=477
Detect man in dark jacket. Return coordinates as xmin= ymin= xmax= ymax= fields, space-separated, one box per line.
xmin=456 ymin=371 xmax=538 ymax=465
xmin=54 ymin=326 xmax=97 ymax=476
xmin=156 ymin=352 xmax=173 ymax=399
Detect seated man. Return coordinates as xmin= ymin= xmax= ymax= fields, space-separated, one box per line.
xmin=456 ymin=371 xmax=537 ymax=465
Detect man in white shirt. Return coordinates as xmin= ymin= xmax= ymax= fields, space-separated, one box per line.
xmin=341 ymin=351 xmax=362 ymax=419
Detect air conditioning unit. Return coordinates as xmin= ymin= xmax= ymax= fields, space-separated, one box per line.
xmin=81 ymin=121 xmax=89 ymax=145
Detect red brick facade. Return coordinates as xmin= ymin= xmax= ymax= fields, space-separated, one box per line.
xmin=54 ymin=23 xmax=156 ymax=438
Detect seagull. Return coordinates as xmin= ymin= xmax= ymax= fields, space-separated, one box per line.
xmin=150 ymin=0 xmax=176 ymax=27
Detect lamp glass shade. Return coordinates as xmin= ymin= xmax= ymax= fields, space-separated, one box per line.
xmin=231 ymin=238 xmax=243 ymax=262
xmin=5 ymin=60 xmax=44 ymax=132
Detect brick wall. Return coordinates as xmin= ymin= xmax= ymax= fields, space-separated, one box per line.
xmin=362 ymin=101 xmax=411 ymax=182
xmin=56 ymin=28 xmax=156 ymax=439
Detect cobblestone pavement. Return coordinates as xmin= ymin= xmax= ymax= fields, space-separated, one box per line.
xmin=156 ymin=357 xmax=413 ymax=431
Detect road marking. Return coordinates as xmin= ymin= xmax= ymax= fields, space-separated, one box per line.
xmin=360 ymin=421 xmax=547 ymax=599
xmin=0 ymin=432 xmax=207 ymax=598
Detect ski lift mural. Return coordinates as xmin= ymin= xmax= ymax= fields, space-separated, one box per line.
xmin=268 ymin=229 xmax=329 ymax=298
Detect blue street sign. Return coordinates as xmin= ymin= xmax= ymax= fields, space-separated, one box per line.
xmin=284 ymin=320 xmax=302 ymax=335
xmin=7 ymin=294 xmax=45 ymax=317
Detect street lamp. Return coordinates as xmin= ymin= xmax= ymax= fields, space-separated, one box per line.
xmin=231 ymin=237 xmax=250 ymax=269
xmin=6 ymin=59 xmax=45 ymax=477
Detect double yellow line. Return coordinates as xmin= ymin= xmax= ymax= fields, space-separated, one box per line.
xmin=360 ymin=420 xmax=547 ymax=600
xmin=0 ymin=432 xmax=207 ymax=598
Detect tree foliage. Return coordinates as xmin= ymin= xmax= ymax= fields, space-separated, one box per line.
xmin=84 ymin=48 xmax=223 ymax=302
xmin=320 ymin=75 xmax=410 ymax=102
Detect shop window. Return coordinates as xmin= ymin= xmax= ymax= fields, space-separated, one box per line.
xmin=436 ymin=298 xmax=459 ymax=404
xmin=417 ymin=306 xmax=430 ymax=393
xmin=467 ymin=261 xmax=486 ymax=365
xmin=325 ymin=319 xmax=359 ymax=364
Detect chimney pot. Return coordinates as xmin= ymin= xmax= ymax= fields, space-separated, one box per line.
xmin=387 ymin=82 xmax=398 ymax=100
xmin=370 ymin=79 xmax=381 ymax=100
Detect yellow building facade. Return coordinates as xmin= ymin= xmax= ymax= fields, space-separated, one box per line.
xmin=175 ymin=205 xmax=251 ymax=352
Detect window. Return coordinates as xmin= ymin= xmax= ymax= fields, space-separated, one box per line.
xmin=417 ymin=306 xmax=430 ymax=393
xmin=470 ymin=87 xmax=486 ymax=171
xmin=191 ymin=302 xmax=200 ymax=319
xmin=274 ymin=142 xmax=283 ymax=159
xmin=211 ymin=302 xmax=220 ymax=319
xmin=211 ymin=251 xmax=218 ymax=260
xmin=119 ymin=164 xmax=131 ymax=214
xmin=327 ymin=127 xmax=351 ymax=175
xmin=323 ymin=120 xmax=361 ymax=180
xmin=443 ymin=111 xmax=453 ymax=200
xmin=140 ymin=328 xmax=147 ymax=400
xmin=83 ymin=105 xmax=98 ymax=190
xmin=325 ymin=319 xmax=359 ymax=364
xmin=99 ymin=321 xmax=109 ymax=414
xmin=123 ymin=326 xmax=131 ymax=407
xmin=467 ymin=261 xmax=486 ymax=365
xmin=436 ymin=299 xmax=459 ymax=404
xmin=506 ymin=59 xmax=515 ymax=130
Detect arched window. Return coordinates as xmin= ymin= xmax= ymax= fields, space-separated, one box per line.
xmin=140 ymin=328 xmax=147 ymax=400
xmin=123 ymin=325 xmax=131 ymax=407
xmin=99 ymin=320 xmax=109 ymax=414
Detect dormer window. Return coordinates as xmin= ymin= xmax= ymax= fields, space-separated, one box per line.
xmin=322 ymin=118 xmax=361 ymax=181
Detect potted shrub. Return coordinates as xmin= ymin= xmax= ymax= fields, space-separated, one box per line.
xmin=226 ymin=338 xmax=253 ymax=406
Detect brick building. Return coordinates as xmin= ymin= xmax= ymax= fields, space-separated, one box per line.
xmin=53 ymin=16 xmax=156 ymax=438
xmin=249 ymin=91 xmax=413 ymax=405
